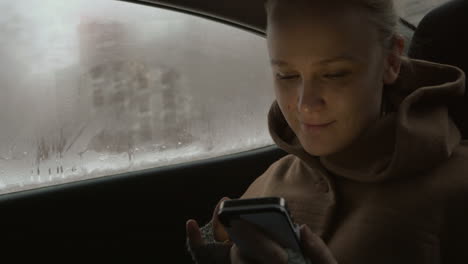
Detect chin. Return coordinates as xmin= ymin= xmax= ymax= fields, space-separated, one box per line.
xmin=302 ymin=143 xmax=336 ymax=157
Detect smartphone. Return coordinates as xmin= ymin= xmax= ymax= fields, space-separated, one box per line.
xmin=218 ymin=197 xmax=303 ymax=253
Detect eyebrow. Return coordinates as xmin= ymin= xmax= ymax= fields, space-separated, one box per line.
xmin=270 ymin=55 xmax=359 ymax=67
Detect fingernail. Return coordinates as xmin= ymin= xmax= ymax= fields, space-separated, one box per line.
xmin=186 ymin=219 xmax=197 ymax=231
xmin=300 ymin=224 xmax=311 ymax=237
xmin=299 ymin=224 xmax=306 ymax=232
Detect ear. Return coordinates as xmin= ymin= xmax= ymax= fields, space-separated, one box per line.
xmin=383 ymin=34 xmax=405 ymax=85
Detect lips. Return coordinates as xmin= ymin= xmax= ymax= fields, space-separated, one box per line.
xmin=302 ymin=121 xmax=335 ymax=127
xmin=300 ymin=120 xmax=335 ymax=132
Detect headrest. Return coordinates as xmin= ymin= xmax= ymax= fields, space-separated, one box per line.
xmin=408 ymin=0 xmax=468 ymax=138
xmin=409 ymin=0 xmax=468 ymax=72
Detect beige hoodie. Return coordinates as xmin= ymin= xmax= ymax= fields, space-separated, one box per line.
xmin=241 ymin=58 xmax=467 ymax=263
xmin=189 ymin=59 xmax=467 ymax=264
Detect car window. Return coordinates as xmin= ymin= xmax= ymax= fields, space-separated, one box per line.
xmin=398 ymin=0 xmax=452 ymax=26
xmin=394 ymin=0 xmax=452 ymax=55
xmin=0 ymin=0 xmax=275 ymax=195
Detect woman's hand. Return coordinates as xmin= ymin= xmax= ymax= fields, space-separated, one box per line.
xmin=229 ymin=219 xmax=288 ymax=264
xmin=186 ymin=197 xmax=230 ymax=249
xmin=299 ymin=224 xmax=337 ymax=264
xmin=186 ymin=197 xmax=337 ymax=264
xmin=229 ymin=221 xmax=337 ymax=264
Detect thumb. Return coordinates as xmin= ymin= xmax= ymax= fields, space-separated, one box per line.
xmin=186 ymin=219 xmax=205 ymax=249
xmin=300 ymin=225 xmax=337 ymax=264
xmin=212 ymin=197 xmax=231 ymax=242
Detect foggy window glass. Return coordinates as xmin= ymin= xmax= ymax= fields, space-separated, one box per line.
xmin=0 ymin=1 xmax=275 ymax=194
xmin=398 ymin=0 xmax=451 ymax=26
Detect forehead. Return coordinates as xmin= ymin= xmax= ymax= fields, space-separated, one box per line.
xmin=267 ymin=1 xmax=379 ymax=62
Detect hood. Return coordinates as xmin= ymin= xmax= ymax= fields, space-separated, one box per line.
xmin=268 ymin=58 xmax=466 ymax=182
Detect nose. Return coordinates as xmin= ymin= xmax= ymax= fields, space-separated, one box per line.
xmin=297 ymin=80 xmax=325 ymax=114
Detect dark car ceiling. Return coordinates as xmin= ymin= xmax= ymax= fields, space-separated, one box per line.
xmin=121 ymin=0 xmax=267 ymax=33
xmin=121 ymin=0 xmax=417 ymax=34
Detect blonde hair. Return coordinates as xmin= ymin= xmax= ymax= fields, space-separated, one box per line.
xmin=265 ymin=0 xmax=399 ymax=50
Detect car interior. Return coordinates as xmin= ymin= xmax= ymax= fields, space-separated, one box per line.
xmin=0 ymin=0 xmax=465 ymax=262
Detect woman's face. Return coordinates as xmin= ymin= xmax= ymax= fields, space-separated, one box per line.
xmin=267 ymin=1 xmax=401 ymax=156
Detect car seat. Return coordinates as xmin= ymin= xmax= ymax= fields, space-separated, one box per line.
xmin=408 ymin=0 xmax=468 ymax=138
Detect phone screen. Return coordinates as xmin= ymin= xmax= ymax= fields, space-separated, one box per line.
xmin=218 ymin=197 xmax=301 ymax=252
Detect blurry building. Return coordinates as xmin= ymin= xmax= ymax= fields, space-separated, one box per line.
xmin=75 ymin=16 xmax=194 ymax=156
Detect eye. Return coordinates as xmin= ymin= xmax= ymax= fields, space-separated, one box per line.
xmin=275 ymin=73 xmax=300 ymax=81
xmin=323 ymin=71 xmax=350 ymax=80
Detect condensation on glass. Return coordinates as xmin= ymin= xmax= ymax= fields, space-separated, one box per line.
xmin=0 ymin=0 xmax=275 ymax=194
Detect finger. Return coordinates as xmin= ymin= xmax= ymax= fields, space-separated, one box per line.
xmin=231 ymin=219 xmax=288 ymax=264
xmin=186 ymin=219 xmax=205 ymax=248
xmin=230 ymin=244 xmax=252 ymax=264
xmin=300 ymin=225 xmax=337 ymax=264
xmin=212 ymin=197 xmax=230 ymax=242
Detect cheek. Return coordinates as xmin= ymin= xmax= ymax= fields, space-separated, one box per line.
xmin=340 ymin=81 xmax=382 ymax=131
xmin=275 ymin=87 xmax=301 ymax=128
xmin=275 ymin=85 xmax=296 ymax=111
xmin=329 ymin=81 xmax=374 ymax=121
xmin=281 ymin=101 xmax=297 ymax=124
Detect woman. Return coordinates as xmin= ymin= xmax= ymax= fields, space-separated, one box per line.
xmin=187 ymin=0 xmax=467 ymax=263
